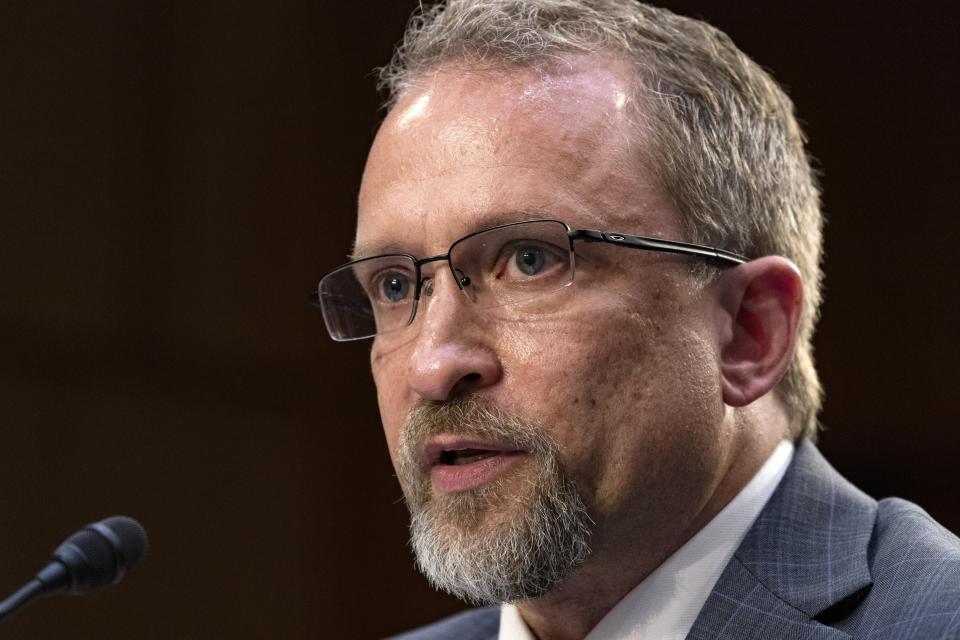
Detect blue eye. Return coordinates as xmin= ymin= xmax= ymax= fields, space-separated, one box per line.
xmin=514 ymin=246 xmax=546 ymax=275
xmin=381 ymin=273 xmax=411 ymax=302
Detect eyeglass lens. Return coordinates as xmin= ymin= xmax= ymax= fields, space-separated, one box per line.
xmin=319 ymin=220 xmax=574 ymax=341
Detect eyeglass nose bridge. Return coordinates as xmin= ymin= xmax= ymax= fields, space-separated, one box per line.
xmin=414 ymin=254 xmax=473 ymax=298
xmin=406 ymin=259 xmax=470 ymax=332
xmin=411 ymin=258 xmax=477 ymax=334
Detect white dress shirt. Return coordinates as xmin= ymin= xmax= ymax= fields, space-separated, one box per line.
xmin=498 ymin=440 xmax=794 ymax=640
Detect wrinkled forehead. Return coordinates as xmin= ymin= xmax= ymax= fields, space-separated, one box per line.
xmin=354 ymin=57 xmax=667 ymax=259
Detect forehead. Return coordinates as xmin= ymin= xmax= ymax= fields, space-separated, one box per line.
xmin=355 ymin=56 xmax=678 ymax=258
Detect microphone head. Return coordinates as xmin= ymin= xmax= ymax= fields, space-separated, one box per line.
xmin=51 ymin=516 xmax=148 ymax=593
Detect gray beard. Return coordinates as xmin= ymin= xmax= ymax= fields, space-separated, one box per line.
xmin=397 ymin=396 xmax=592 ymax=605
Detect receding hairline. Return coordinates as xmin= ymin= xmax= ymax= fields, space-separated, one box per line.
xmin=383 ymin=49 xmax=655 ymax=124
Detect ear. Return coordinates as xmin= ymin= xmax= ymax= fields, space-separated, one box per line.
xmin=713 ymin=256 xmax=803 ymax=407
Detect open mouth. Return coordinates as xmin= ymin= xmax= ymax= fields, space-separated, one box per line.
xmin=438 ymin=448 xmax=502 ymax=466
xmin=425 ymin=440 xmax=525 ymax=492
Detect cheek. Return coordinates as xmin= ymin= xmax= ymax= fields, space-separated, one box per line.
xmin=498 ymin=299 xmax=662 ymax=446
xmin=503 ymin=282 xmax=721 ymax=505
xmin=371 ymin=343 xmax=407 ymax=464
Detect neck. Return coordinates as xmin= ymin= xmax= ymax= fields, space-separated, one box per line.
xmin=515 ymin=403 xmax=787 ymax=640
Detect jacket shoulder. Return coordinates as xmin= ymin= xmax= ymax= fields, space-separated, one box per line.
xmin=874 ymin=497 xmax=960 ymax=558
xmin=838 ymin=497 xmax=960 ymax=639
xmin=872 ymin=497 xmax=960 ymax=586
xmin=384 ymin=607 xmax=500 ymax=640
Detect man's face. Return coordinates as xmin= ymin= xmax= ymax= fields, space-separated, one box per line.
xmin=356 ymin=57 xmax=731 ymax=597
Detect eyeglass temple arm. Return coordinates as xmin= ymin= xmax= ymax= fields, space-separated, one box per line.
xmin=569 ymin=229 xmax=748 ymax=266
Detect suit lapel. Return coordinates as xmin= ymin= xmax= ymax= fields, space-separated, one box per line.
xmin=687 ymin=441 xmax=876 ymax=639
xmin=687 ymin=557 xmax=851 ymax=639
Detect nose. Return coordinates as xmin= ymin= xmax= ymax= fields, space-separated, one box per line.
xmin=406 ymin=268 xmax=502 ymax=402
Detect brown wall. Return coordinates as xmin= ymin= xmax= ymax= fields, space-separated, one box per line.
xmin=0 ymin=2 xmax=957 ymax=637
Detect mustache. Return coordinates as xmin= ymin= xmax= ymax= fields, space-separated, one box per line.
xmin=397 ymin=394 xmax=559 ymax=492
xmin=398 ymin=395 xmax=557 ymax=471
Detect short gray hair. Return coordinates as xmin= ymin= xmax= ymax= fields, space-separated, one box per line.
xmin=378 ymin=0 xmax=824 ymax=440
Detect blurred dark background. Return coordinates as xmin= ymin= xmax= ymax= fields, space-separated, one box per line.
xmin=0 ymin=1 xmax=957 ymax=637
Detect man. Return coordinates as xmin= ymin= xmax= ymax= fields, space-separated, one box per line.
xmin=316 ymin=1 xmax=960 ymax=638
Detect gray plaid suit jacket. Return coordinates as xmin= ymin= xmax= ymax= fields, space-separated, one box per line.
xmin=388 ymin=440 xmax=960 ymax=639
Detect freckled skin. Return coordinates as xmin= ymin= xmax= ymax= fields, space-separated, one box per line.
xmin=357 ymin=56 xmax=782 ymax=639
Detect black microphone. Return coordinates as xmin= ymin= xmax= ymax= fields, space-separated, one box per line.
xmin=0 ymin=515 xmax=148 ymax=622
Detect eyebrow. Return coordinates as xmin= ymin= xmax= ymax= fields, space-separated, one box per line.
xmin=349 ymin=209 xmax=557 ymax=262
xmin=349 ymin=241 xmax=407 ymax=262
